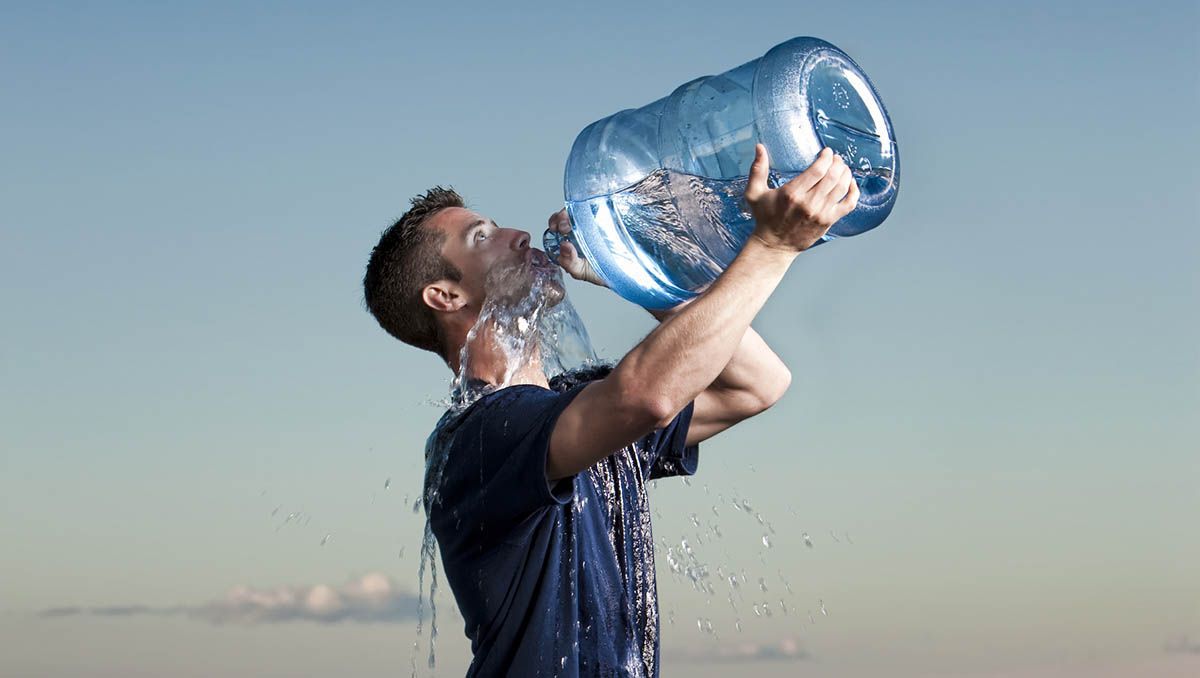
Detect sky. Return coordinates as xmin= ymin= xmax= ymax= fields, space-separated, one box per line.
xmin=1 ymin=1 xmax=1197 ymax=676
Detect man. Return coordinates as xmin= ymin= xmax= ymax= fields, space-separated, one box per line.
xmin=362 ymin=144 xmax=858 ymax=676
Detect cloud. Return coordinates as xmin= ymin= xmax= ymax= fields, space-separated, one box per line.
xmin=38 ymin=572 xmax=419 ymax=625
xmin=1164 ymin=636 xmax=1200 ymax=655
xmin=672 ymin=637 xmax=811 ymax=663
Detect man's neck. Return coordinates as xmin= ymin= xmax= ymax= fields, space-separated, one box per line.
xmin=448 ymin=334 xmax=550 ymax=390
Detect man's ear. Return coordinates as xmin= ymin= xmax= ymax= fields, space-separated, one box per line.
xmin=422 ymin=280 xmax=468 ymax=313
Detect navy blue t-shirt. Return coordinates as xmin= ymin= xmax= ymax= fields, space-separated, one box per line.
xmin=424 ymin=367 xmax=699 ymax=677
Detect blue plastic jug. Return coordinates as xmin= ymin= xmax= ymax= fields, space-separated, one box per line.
xmin=544 ymin=36 xmax=900 ymax=309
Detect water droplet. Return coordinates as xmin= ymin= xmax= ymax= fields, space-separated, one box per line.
xmin=803 ymin=532 xmax=813 ymax=548
xmin=762 ymin=534 xmax=772 ymax=548
xmin=758 ymin=577 xmax=768 ymax=592
xmin=820 ymin=599 xmax=828 ymax=616
xmin=384 ymin=478 xmax=391 ymax=489
xmin=320 ymin=534 xmax=331 ymax=546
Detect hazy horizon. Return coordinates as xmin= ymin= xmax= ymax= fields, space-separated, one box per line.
xmin=2 ymin=1 xmax=1197 ymax=676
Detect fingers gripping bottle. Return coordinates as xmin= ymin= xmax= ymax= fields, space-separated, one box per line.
xmin=543 ymin=36 xmax=900 ymax=310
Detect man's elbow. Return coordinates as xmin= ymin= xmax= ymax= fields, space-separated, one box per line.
xmin=752 ymin=366 xmax=791 ymax=414
xmin=718 ymin=368 xmax=792 ymax=426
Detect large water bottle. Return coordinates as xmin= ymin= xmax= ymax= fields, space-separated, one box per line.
xmin=543 ymin=36 xmax=900 ymax=309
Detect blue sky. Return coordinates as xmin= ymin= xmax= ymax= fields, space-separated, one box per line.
xmin=2 ymin=1 xmax=1197 ymax=676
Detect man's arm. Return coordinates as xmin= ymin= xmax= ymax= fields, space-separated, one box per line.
xmin=646 ymin=301 xmax=790 ymax=446
xmin=544 ymin=145 xmax=857 ymax=480
xmin=545 ymin=212 xmax=792 ymax=445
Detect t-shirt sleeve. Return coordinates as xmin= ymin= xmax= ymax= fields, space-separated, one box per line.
xmin=643 ymin=400 xmax=700 ymax=480
xmin=428 ymin=385 xmax=586 ymax=539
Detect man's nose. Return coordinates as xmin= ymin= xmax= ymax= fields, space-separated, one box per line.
xmin=511 ymin=230 xmax=531 ymax=251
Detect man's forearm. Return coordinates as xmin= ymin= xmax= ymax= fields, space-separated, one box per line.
xmin=609 ymin=237 xmax=796 ymax=423
xmin=647 ymin=303 xmax=789 ymax=404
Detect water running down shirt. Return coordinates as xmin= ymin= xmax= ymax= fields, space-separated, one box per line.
xmin=424 ymin=365 xmax=699 ymax=677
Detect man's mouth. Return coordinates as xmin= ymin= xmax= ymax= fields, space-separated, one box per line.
xmin=528 ymin=249 xmax=555 ymax=271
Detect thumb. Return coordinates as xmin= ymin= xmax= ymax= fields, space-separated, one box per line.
xmin=561 ymin=241 xmax=608 ymax=288
xmin=744 ymin=143 xmax=770 ymax=203
xmin=559 ymin=241 xmax=585 ymax=275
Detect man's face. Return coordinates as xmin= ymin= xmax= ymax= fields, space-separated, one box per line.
xmin=427 ymin=206 xmax=561 ymax=310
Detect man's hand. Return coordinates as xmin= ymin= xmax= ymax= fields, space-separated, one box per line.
xmin=547 ymin=208 xmax=608 ymax=288
xmin=744 ymin=144 xmax=860 ymax=253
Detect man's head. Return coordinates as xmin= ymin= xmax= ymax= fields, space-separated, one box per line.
xmin=363 ymin=186 xmax=561 ymax=364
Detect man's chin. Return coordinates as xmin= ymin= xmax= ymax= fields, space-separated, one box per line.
xmin=483 ymin=264 xmax=566 ymax=308
xmin=540 ymin=275 xmax=566 ymax=307
xmin=528 ymin=264 xmax=566 ymax=307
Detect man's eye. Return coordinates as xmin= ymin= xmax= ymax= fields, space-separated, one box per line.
xmin=475 ymin=230 xmax=488 ymax=241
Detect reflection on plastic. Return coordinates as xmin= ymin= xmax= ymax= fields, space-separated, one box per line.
xmin=548 ymin=36 xmax=900 ymax=309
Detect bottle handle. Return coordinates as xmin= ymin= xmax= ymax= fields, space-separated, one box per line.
xmin=542 ymin=226 xmax=586 ymax=265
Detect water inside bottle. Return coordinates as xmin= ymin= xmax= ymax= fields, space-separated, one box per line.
xmin=566 ymin=163 xmax=889 ymax=300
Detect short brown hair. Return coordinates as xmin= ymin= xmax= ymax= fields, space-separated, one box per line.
xmin=363 ymin=186 xmax=465 ymax=360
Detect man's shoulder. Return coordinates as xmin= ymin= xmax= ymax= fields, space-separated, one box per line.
xmin=426 ymin=362 xmax=617 ymax=455
xmin=459 ymin=362 xmax=617 ymax=420
xmin=429 ymin=384 xmax=557 ymax=448
xmin=546 ymin=361 xmax=615 ymax=392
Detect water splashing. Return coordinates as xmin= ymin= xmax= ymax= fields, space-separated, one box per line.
xmin=410 ymin=251 xmax=601 ymax=675
xmin=438 ymin=257 xmax=598 ymax=413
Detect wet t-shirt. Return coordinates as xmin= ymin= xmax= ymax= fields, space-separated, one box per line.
xmin=424 ymin=366 xmax=699 ymax=677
